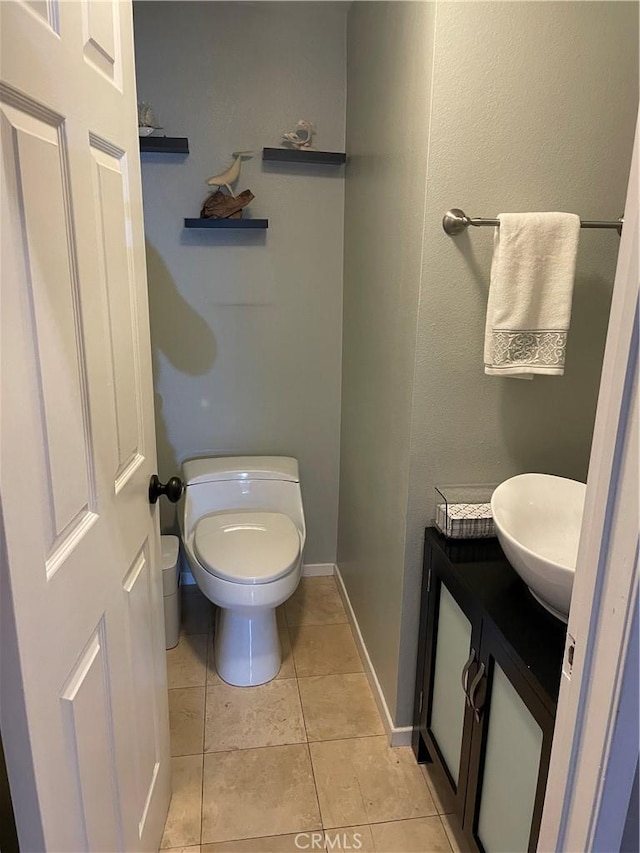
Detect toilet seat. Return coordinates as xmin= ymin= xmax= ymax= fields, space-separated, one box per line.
xmin=194 ymin=511 xmax=300 ymax=585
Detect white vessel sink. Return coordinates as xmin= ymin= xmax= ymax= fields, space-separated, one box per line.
xmin=491 ymin=474 xmax=587 ymax=622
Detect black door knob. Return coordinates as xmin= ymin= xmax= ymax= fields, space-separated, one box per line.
xmin=149 ymin=474 xmax=184 ymax=505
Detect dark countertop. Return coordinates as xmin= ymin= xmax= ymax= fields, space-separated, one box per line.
xmin=425 ymin=527 xmax=566 ymax=713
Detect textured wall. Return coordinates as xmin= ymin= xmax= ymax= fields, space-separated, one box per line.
xmin=338 ymin=1 xmax=437 ymax=721
xmin=398 ymin=0 xmax=639 ymax=726
xmin=134 ymin=2 xmax=347 ymax=562
xmin=339 ymin=1 xmax=638 ymax=727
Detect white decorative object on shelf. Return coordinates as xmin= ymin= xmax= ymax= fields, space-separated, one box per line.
xmin=137 ymin=101 xmax=162 ymax=136
xmin=282 ymin=119 xmax=315 ymax=150
xmin=206 ymin=151 xmax=254 ymax=195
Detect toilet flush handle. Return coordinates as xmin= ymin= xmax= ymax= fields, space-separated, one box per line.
xmin=149 ymin=474 xmax=184 ymax=505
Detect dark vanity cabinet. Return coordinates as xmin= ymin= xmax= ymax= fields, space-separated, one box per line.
xmin=413 ymin=529 xmax=566 ymax=853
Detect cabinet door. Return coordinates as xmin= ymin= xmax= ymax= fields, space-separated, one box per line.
xmin=419 ymin=557 xmax=482 ymax=814
xmin=464 ymin=624 xmax=555 ymax=853
xmin=431 ymin=583 xmax=472 ymax=785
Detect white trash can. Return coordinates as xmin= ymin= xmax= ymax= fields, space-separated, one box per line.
xmin=161 ymin=535 xmax=180 ymax=650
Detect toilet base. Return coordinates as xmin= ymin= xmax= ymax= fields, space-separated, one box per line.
xmin=215 ymin=607 xmax=280 ymax=686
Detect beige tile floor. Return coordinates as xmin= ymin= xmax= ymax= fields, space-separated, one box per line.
xmin=163 ymin=578 xmax=463 ymax=853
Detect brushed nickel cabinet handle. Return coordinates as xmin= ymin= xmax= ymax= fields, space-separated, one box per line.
xmin=461 ymin=648 xmax=477 ymax=706
xmin=469 ymin=661 xmax=486 ymax=722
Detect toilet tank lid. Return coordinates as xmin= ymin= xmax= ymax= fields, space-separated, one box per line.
xmin=182 ymin=456 xmax=300 ymax=486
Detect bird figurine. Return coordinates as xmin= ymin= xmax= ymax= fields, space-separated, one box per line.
xmin=137 ymin=102 xmax=162 ymax=136
xmin=206 ymin=151 xmax=254 ymax=195
xmin=282 ymin=120 xmax=315 ymax=150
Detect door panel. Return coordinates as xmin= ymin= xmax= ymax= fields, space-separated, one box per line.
xmin=22 ymin=0 xmax=59 ymax=33
xmin=123 ymin=544 xmax=163 ymax=832
xmin=90 ymin=140 xmax=144 ymax=488
xmin=1 ymin=98 xmax=96 ymax=558
xmin=476 ymin=662 xmax=543 ymax=853
xmin=81 ymin=0 xmax=121 ymax=86
xmin=420 ymin=561 xmax=483 ymax=817
xmin=430 ymin=583 xmax=472 ymax=786
xmin=1 ymin=2 xmax=170 ymax=849
xmin=464 ymin=625 xmax=556 ymax=853
xmin=60 ymin=622 xmax=123 ymax=853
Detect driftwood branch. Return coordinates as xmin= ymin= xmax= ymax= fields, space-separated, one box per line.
xmin=200 ymin=189 xmax=255 ymax=220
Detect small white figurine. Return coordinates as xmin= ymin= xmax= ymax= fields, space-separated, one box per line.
xmin=206 ymin=151 xmax=254 ymax=195
xmin=282 ymin=120 xmax=315 ymax=150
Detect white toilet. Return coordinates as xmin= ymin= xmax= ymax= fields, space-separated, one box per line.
xmin=179 ymin=456 xmax=305 ymax=686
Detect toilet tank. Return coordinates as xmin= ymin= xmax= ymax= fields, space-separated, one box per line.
xmin=180 ymin=456 xmax=306 ymax=541
xmin=184 ymin=456 xmax=299 ymax=485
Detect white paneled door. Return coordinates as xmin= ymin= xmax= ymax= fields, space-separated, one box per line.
xmin=0 ymin=1 xmax=170 ymax=850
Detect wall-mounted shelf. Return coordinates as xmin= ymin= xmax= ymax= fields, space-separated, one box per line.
xmin=184 ymin=218 xmax=269 ymax=229
xmin=262 ymin=147 xmax=346 ymax=165
xmin=140 ymin=136 xmax=189 ymax=154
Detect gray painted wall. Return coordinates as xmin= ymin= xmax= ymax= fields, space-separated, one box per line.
xmin=339 ymin=1 xmax=638 ymax=726
xmin=338 ymin=1 xmax=436 ymax=724
xmin=134 ymin=2 xmax=347 ymax=562
xmin=620 ymin=759 xmax=639 ymax=853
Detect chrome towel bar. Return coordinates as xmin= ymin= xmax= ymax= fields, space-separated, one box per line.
xmin=442 ymin=208 xmax=623 ymax=237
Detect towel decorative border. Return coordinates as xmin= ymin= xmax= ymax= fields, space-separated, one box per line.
xmin=491 ymin=329 xmax=568 ymax=370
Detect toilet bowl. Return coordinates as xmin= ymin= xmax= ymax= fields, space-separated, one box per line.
xmin=179 ymin=456 xmax=305 ymax=686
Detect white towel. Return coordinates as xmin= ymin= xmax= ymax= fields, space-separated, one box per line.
xmin=484 ymin=212 xmax=581 ymax=378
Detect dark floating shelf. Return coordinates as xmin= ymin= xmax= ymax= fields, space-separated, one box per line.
xmin=184 ymin=218 xmax=269 ymax=230
xmin=262 ymin=147 xmax=346 ymax=165
xmin=140 ymin=136 xmax=189 ymax=154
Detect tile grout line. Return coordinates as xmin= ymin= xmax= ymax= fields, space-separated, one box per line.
xmin=328 ymin=813 xmax=447 ymax=830
xmin=420 ymin=766 xmax=457 ymax=817
xmin=417 ymin=762 xmax=447 ymax=813
xmin=284 ymin=624 xmax=297 ymax=678
xmin=295 ymin=670 xmax=370 ymax=681
xmin=199 ymin=606 xmax=215 ymax=846
xmin=438 ymin=814 xmax=456 ymax=852
xmin=185 ymin=727 xmax=395 ymax=758
xmin=298 ymin=580 xmax=377 ymax=836
xmin=199 ymin=751 xmax=205 ymax=848
xmin=293 ymin=670 xmax=325 ymax=836
xmin=206 ymin=675 xmax=300 ymax=687
xmin=304 ymin=732 xmax=393 ymax=745
xmin=324 ymin=815 xmax=440 ymax=834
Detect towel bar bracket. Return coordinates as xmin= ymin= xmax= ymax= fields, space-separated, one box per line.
xmin=442 ymin=208 xmax=623 ymax=237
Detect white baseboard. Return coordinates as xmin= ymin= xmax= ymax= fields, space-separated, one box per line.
xmin=181 ymin=562 xmax=335 ymax=586
xmin=389 ymin=725 xmax=413 ymax=747
xmin=302 ymin=563 xmax=335 ymax=577
xmin=334 ymin=565 xmax=413 ymax=748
